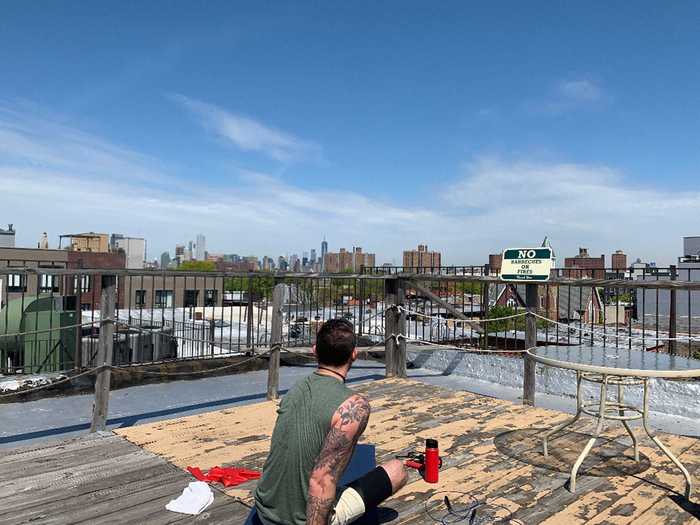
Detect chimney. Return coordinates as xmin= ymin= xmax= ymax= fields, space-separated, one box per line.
xmin=578 ymin=247 xmax=588 ymax=257
xmin=8 ymin=224 xmax=13 ymax=232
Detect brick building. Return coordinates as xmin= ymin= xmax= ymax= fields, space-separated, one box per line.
xmin=611 ymin=250 xmax=627 ymax=272
xmin=324 ymin=247 xmax=375 ymax=273
xmin=403 ymin=245 xmax=441 ymax=272
xmin=66 ymin=250 xmax=126 ymax=310
xmin=564 ymin=248 xmax=605 ymax=279
xmin=0 ymin=247 xmax=125 ymax=310
xmin=491 ymin=283 xmax=603 ymax=324
xmin=122 ymin=274 xmax=224 ymax=310
xmin=215 ymin=260 xmax=258 ymax=272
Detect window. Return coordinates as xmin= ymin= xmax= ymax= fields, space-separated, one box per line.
xmin=135 ymin=290 xmax=146 ymax=308
xmin=154 ymin=290 xmax=173 ymax=308
xmin=81 ymin=303 xmax=92 ymax=311
xmin=184 ymin=289 xmax=199 ymax=308
xmin=7 ymin=273 xmax=26 ymax=293
xmin=39 ymin=274 xmax=59 ymax=293
xmin=205 ymin=289 xmax=217 ymax=307
xmin=73 ymin=275 xmax=91 ymax=294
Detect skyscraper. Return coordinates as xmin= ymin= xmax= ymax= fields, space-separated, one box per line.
xmin=195 ymin=234 xmax=206 ymax=261
xmin=321 ymin=238 xmax=328 ymax=272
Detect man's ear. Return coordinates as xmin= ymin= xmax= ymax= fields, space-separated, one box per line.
xmin=312 ymin=344 xmax=317 ymax=357
xmin=351 ymin=348 xmax=358 ymax=362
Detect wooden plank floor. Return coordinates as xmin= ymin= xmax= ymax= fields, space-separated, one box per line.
xmin=0 ymin=431 xmax=250 ymax=524
xmin=117 ymin=378 xmax=700 ymax=524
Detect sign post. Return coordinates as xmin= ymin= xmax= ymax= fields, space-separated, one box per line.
xmin=500 ymin=248 xmax=553 ymax=282
xmin=500 ymin=247 xmax=553 ymax=405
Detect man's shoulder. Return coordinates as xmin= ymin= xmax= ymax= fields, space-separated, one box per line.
xmin=336 ymin=393 xmax=371 ymax=425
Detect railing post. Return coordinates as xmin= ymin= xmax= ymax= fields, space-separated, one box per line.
xmin=75 ymin=292 xmax=83 ymax=370
xmin=396 ymin=278 xmax=407 ymax=378
xmin=669 ymin=265 xmax=677 ymax=355
xmin=90 ymin=274 xmax=116 ymax=433
xmin=209 ymin=318 xmax=216 ymax=357
xmin=246 ymin=279 xmax=254 ymax=351
xmin=267 ymin=283 xmax=285 ymax=400
xmin=384 ymin=278 xmax=398 ymax=377
xmin=481 ymin=268 xmax=490 ymax=350
xmin=523 ymin=283 xmax=538 ymax=406
xmin=358 ymin=278 xmax=365 ymax=337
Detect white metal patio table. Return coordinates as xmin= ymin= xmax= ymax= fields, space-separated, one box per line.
xmin=527 ymin=345 xmax=700 ymax=498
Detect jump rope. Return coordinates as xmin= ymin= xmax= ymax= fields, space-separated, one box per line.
xmin=398 ymin=439 xmax=525 ymax=525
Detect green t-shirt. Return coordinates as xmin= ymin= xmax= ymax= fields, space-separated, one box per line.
xmin=254 ymin=372 xmax=353 ymax=525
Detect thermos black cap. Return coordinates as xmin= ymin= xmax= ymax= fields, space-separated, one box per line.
xmin=426 ymin=438 xmax=438 ymax=449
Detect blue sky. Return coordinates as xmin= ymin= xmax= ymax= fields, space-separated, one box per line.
xmin=2 ymin=2 xmax=699 ymax=264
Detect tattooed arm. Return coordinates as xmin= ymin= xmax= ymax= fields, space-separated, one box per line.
xmin=306 ymin=394 xmax=370 ymax=525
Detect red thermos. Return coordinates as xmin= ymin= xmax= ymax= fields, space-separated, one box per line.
xmin=423 ymin=438 xmax=440 ymax=484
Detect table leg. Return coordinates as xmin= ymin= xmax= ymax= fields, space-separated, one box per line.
xmin=618 ymin=382 xmax=639 ymax=462
xmin=641 ymin=378 xmax=693 ymax=499
xmin=543 ymin=371 xmax=583 ymax=458
xmin=570 ymin=374 xmax=607 ymax=493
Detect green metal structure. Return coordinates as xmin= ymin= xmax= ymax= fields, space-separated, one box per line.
xmin=0 ymin=296 xmax=77 ymax=374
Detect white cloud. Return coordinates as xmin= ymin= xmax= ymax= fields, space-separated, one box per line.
xmin=0 ymin=102 xmax=438 ymax=260
xmin=0 ymin=103 xmax=169 ymax=186
xmin=1 ymin=102 xmax=696 ymax=265
xmin=444 ymin=158 xmax=700 ymax=263
xmin=525 ymin=78 xmax=607 ymax=115
xmin=171 ymin=94 xmax=321 ymax=163
xmin=557 ymin=79 xmax=602 ymax=102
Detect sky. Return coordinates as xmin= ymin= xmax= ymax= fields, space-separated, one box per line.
xmin=1 ymin=2 xmax=700 ymax=265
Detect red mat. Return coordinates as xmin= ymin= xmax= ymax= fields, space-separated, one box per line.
xmin=187 ymin=465 xmax=261 ymax=488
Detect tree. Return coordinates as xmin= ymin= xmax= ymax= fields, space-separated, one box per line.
xmin=224 ymin=275 xmax=275 ymax=299
xmin=455 ymin=281 xmax=483 ymax=295
xmin=609 ymin=291 xmax=632 ymax=304
xmin=177 ymin=260 xmax=215 ymax=272
xmin=485 ymin=305 xmax=525 ymax=333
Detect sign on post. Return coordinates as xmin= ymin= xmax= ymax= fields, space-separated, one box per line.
xmin=500 ymin=248 xmax=553 ymax=282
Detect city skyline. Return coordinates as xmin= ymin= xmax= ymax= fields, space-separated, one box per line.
xmin=2 ymin=225 xmax=692 ymax=271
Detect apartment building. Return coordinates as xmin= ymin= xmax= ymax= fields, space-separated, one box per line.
xmin=324 ymin=247 xmax=375 ymax=273
xmin=0 ymin=247 xmax=126 ymax=310
xmin=122 ymin=274 xmax=224 ymax=310
xmin=110 ymin=234 xmax=146 ymax=269
xmin=60 ymin=232 xmax=110 ymax=253
xmin=403 ymin=244 xmax=441 ymax=272
xmin=563 ymin=248 xmax=605 ymax=279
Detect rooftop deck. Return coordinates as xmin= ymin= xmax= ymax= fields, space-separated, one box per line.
xmin=1 ymin=432 xmax=249 ymax=524
xmin=3 ymin=378 xmax=699 ymax=523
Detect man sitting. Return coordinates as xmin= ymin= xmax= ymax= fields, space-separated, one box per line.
xmin=253 ymin=318 xmax=408 ymax=525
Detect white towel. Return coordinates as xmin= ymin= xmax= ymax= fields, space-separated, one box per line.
xmin=165 ymin=481 xmax=214 ymax=515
